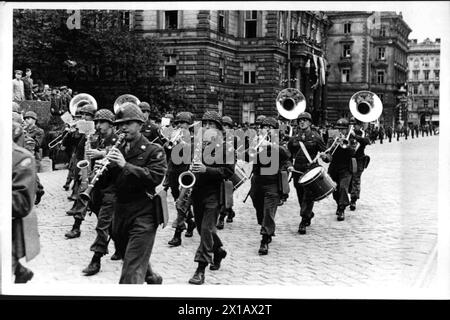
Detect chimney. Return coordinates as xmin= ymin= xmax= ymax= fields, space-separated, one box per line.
xmin=435 ymin=38 xmax=440 ymax=43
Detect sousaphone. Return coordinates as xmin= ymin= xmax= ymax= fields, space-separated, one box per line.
xmin=113 ymin=94 xmax=141 ymax=114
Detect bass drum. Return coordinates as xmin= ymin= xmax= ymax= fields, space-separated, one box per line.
xmin=299 ymin=166 xmax=336 ymax=201
xmin=229 ymin=164 xmax=248 ymax=190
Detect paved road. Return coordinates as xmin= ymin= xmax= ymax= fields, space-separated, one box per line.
xmin=21 ymin=135 xmax=439 ymax=293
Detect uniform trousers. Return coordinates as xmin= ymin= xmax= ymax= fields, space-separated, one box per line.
xmin=191 ymin=190 xmax=223 ymax=265
xmin=329 ymin=168 xmax=352 ymax=209
xmin=350 ymin=158 xmax=365 ymax=201
xmin=89 ymin=189 xmax=116 ymax=255
xmin=292 ymin=172 xmax=315 ymax=220
xmin=169 ymin=173 xmax=194 ymax=231
xmin=112 ymin=197 xmax=158 ymax=284
xmin=250 ymin=175 xmax=280 ymax=237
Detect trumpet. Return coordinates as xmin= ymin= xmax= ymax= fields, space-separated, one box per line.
xmin=79 ymin=133 xmax=125 ymax=202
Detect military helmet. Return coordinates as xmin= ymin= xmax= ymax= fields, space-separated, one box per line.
xmin=174 ymin=112 xmax=193 ymax=125
xmin=114 ymin=102 xmax=146 ymax=124
xmin=94 ymin=109 xmax=115 ymax=123
xmin=261 ymin=117 xmax=279 ymax=129
xmin=79 ymin=104 xmax=96 ymax=117
xmin=255 ymin=115 xmax=266 ymax=125
xmin=335 ymin=118 xmax=350 ymax=129
xmin=222 ymin=116 xmax=234 ymax=127
xmin=202 ymin=110 xmax=223 ymax=130
xmin=138 ymin=101 xmax=151 ymax=112
xmin=298 ymin=112 xmax=312 ymax=122
xmin=24 ymin=110 xmax=37 ymax=120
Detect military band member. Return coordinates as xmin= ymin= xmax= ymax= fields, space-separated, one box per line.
xmin=249 ymin=117 xmax=292 ymax=255
xmin=23 ymin=111 xmax=44 ymax=168
xmin=349 ymin=120 xmax=371 ymax=211
xmin=324 ymin=118 xmax=355 ymax=221
xmin=167 ymin=112 xmax=196 ymax=247
xmin=287 ymin=112 xmax=326 ymax=234
xmin=139 ymin=101 xmax=163 ymax=146
xmin=105 ymin=103 xmax=167 ymax=284
xmin=62 ymin=109 xmax=83 ymax=193
xmin=12 ymin=123 xmax=39 ymax=283
xmin=216 ymin=115 xmax=236 ymax=229
xmin=188 ymin=111 xmax=234 ymax=285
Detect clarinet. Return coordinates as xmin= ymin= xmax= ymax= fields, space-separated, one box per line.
xmin=79 ymin=133 xmax=125 ymax=202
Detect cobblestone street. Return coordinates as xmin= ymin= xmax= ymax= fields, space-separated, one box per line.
xmin=19 ymin=135 xmax=439 ymax=294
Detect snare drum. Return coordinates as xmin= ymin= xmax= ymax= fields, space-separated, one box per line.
xmin=299 ymin=166 xmax=336 ymax=201
xmin=229 ymin=164 xmax=248 ymax=190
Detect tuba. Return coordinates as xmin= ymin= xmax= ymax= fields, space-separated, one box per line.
xmin=349 ymin=91 xmax=383 ymax=123
xmin=276 ymin=88 xmax=306 ymax=120
xmin=113 ymin=94 xmax=141 ymax=114
xmin=69 ymin=93 xmax=98 ymax=116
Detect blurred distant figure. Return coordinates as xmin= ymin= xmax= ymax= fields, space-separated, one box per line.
xmin=12 ymin=70 xmax=25 ymax=102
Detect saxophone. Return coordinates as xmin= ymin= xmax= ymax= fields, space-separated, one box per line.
xmin=175 ymin=133 xmax=202 ymax=214
xmin=77 ymin=133 xmax=93 ymax=192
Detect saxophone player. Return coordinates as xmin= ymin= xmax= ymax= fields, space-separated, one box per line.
xmin=188 ymin=111 xmax=235 ymax=285
xmin=167 ymin=112 xmax=196 ymax=247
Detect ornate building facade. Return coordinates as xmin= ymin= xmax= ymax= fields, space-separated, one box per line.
xmin=133 ymin=10 xmax=330 ymax=124
xmin=325 ymin=11 xmax=411 ymax=127
xmin=407 ymin=38 xmax=440 ymax=126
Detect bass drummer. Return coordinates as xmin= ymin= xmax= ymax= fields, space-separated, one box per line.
xmin=287 ymin=112 xmax=327 ymax=235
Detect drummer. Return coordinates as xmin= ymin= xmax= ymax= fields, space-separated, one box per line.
xmin=216 ymin=116 xmax=237 ymax=230
xmin=287 ymin=112 xmax=327 ymax=235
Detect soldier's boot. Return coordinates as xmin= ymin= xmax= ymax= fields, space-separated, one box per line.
xmin=298 ymin=220 xmax=307 ymax=235
xmin=336 ymin=206 xmax=345 ymax=221
xmin=145 ymin=271 xmax=163 ymax=285
xmin=305 ymin=212 xmax=314 ymax=226
xmin=189 ymin=262 xmax=207 ymax=285
xmin=210 ymin=248 xmax=227 ymax=271
xmin=216 ymin=215 xmax=225 ymax=230
xmin=63 ymin=176 xmax=72 ymax=191
xmin=350 ymin=198 xmax=357 ymax=211
xmin=65 ymin=219 xmax=82 ymax=239
xmin=110 ymin=251 xmax=122 ymax=261
xmin=35 ymin=190 xmax=44 ymax=205
xmin=82 ymin=252 xmax=102 ymax=276
xmin=14 ymin=263 xmax=34 ymax=284
xmin=258 ymin=235 xmax=271 ymax=255
xmin=226 ymin=209 xmax=235 ymax=223
xmin=168 ymin=229 xmax=182 ymax=247
xmin=185 ymin=219 xmax=196 ymax=238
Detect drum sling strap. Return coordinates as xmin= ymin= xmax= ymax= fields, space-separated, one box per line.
xmin=299 ymin=141 xmax=313 ymax=164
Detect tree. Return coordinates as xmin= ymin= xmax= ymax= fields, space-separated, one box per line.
xmin=13 ymin=9 xmax=193 ymax=113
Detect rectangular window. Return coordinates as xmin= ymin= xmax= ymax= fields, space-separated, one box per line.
xmin=429 ymin=85 xmax=434 ymax=95
xmin=424 ymin=100 xmax=428 ymax=109
xmin=165 ymin=11 xmax=178 ymax=29
xmin=242 ymin=102 xmax=255 ymax=124
xmin=434 ymin=70 xmax=439 ymax=80
xmin=342 ymin=44 xmax=351 ymax=57
xmin=434 ymin=100 xmax=439 ymax=109
xmin=219 ymin=58 xmax=225 ymax=82
xmin=435 ymin=84 xmax=439 ymax=92
xmin=341 ymin=68 xmax=350 ymax=83
xmin=379 ymin=25 xmax=386 ymax=37
xmin=413 ymin=70 xmax=419 ymax=80
xmin=413 ymin=85 xmax=418 ymax=94
xmin=378 ymin=47 xmax=386 ymax=60
xmin=424 ymin=70 xmax=429 ymax=80
xmin=218 ymin=11 xmax=225 ymax=33
xmin=377 ymin=70 xmax=385 ymax=84
xmin=245 ymin=11 xmax=257 ymax=38
xmin=164 ymin=65 xmax=176 ymax=78
xmin=344 ymin=22 xmax=351 ymax=34
xmin=243 ymin=63 xmax=256 ymax=84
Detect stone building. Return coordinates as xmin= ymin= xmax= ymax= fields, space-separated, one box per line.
xmin=325 ymin=11 xmax=411 ymax=127
xmin=133 ymin=10 xmax=330 ymax=124
xmin=407 ymin=38 xmax=440 ymax=127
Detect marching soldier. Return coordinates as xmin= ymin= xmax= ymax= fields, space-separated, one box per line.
xmin=167 ymin=112 xmax=196 ymax=247
xmin=62 ymin=109 xmax=83 ymax=193
xmin=349 ymin=120 xmax=371 ymax=211
xmin=104 ymin=102 xmax=167 ymax=284
xmin=188 ymin=111 xmax=234 ymax=285
xmin=287 ymin=112 xmax=326 ymax=234
xmin=139 ymin=101 xmax=163 ymax=146
xmin=324 ymin=118 xmax=355 ymax=221
xmin=12 ymin=123 xmax=40 ymax=283
xmin=216 ymin=115 xmax=236 ymax=229
xmin=249 ymin=117 xmax=292 ymax=255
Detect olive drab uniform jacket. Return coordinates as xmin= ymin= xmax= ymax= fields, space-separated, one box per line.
xmin=24 ymin=123 xmax=45 ymax=160
xmin=288 ymin=128 xmax=326 ymax=173
xmin=141 ymin=121 xmax=163 ymax=146
xmin=12 ymin=142 xmax=40 ymax=262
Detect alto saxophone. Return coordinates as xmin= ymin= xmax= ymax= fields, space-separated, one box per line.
xmin=77 ymin=133 xmax=93 ymax=192
xmin=79 ymin=133 xmax=125 ymax=202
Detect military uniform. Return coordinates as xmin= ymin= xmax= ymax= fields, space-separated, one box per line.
xmin=106 ymin=103 xmax=167 ymax=284
xmin=249 ymin=117 xmax=292 ymax=255
xmin=23 ymin=111 xmax=45 ymax=164
xmin=12 ymin=142 xmax=39 ymax=283
xmin=349 ymin=129 xmax=371 ymax=210
xmin=287 ymin=113 xmax=326 ymax=234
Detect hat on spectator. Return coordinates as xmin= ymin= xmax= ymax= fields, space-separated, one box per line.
xmin=202 ymin=110 xmax=223 ymax=130
xmin=24 ymin=111 xmax=37 ymax=120
xmin=14 ymin=70 xmax=23 ymax=75
xmin=115 ymin=102 xmax=146 ymax=124
xmin=222 ymin=116 xmax=234 ymax=127
xmin=261 ymin=117 xmax=279 ymax=129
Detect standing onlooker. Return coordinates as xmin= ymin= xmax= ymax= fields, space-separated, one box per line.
xmin=12 ymin=70 xmax=25 ymax=102
xmin=22 ymin=68 xmax=34 ymax=100
xmin=404 ymin=126 xmax=409 ymax=140
xmin=386 ymin=126 xmax=393 ymax=143
xmin=378 ymin=125 xmax=384 ymax=144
